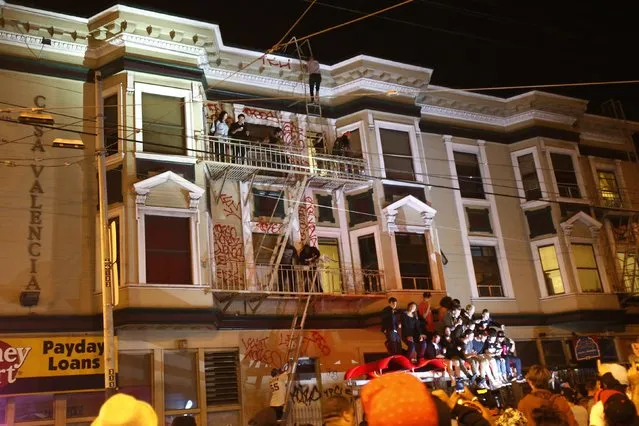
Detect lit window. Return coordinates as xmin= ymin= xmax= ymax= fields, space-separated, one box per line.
xmin=145 ymin=215 xmax=192 ymax=284
xmin=538 ymin=245 xmax=565 ymax=295
xmin=550 ymin=153 xmax=581 ymax=198
xmin=517 ymin=153 xmax=542 ymax=201
xmin=598 ymin=170 xmax=622 ymax=208
xmin=470 ymin=245 xmax=503 ymax=297
xmin=142 ymin=93 xmax=186 ymax=155
xmin=617 ymin=252 xmax=639 ymax=293
xmin=379 ymin=129 xmax=415 ymax=181
xmin=108 ymin=217 xmax=120 ymax=287
xmin=454 ymin=152 xmax=485 ymax=199
xmin=572 ymin=244 xmax=602 ymax=292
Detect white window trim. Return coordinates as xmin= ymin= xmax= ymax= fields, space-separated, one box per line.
xmin=314 ymin=191 xmax=338 ymax=226
xmin=389 ymin=231 xmax=433 ymax=291
xmin=530 ymin=237 xmax=571 ymax=298
xmin=444 ymin=136 xmax=514 ymax=299
xmin=568 ymin=237 xmax=611 ymax=294
xmin=588 ymin=157 xmax=628 ymax=209
xmin=349 ymin=225 xmax=384 ymax=283
xmin=337 ymin=120 xmax=368 ymax=174
xmin=103 ymin=83 xmax=126 ymax=167
xmin=136 ymin=206 xmax=202 ymax=286
xmin=134 ymin=82 xmax=194 ymax=156
xmin=545 ymin=146 xmax=587 ymax=203
xmin=373 ymin=120 xmax=424 ymax=183
xmin=510 ymin=146 xmax=548 ymax=203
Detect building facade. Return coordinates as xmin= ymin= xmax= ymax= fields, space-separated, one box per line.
xmin=1 ymin=1 xmax=639 ymax=425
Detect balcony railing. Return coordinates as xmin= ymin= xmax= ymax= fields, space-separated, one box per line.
xmin=400 ymin=276 xmax=433 ymax=290
xmin=197 ymin=135 xmax=369 ymax=182
xmin=212 ymin=262 xmax=385 ymax=295
xmin=556 ymin=183 xmax=582 ymax=199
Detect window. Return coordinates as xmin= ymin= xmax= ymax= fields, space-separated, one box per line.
xmin=550 ymin=153 xmax=581 ymax=198
xmin=454 ymin=152 xmax=485 ymax=199
xmin=358 ymin=234 xmax=379 ymax=273
xmin=145 ymin=215 xmax=192 ymax=284
xmin=142 ymin=93 xmax=186 ymax=155
xmin=559 ymin=203 xmax=590 ymax=222
xmin=347 ymin=128 xmax=363 ymax=157
xmin=572 ymin=244 xmax=602 ymax=292
xmin=66 ymin=392 xmax=103 ymax=419
xmin=598 ymin=170 xmax=622 ymax=208
xmin=470 ymin=245 xmax=504 ymax=297
xmin=204 ymin=351 xmax=240 ymax=406
xmin=347 ymin=190 xmax=375 ymax=227
xmin=14 ymin=394 xmax=54 ymax=423
xmin=395 ymin=233 xmax=431 ymax=289
xmin=379 ymin=129 xmax=415 ymax=181
xmin=525 ymin=207 xmax=556 ymax=238
xmin=118 ymin=352 xmax=153 ymax=403
xmin=108 ymin=217 xmax=121 ymax=287
xmin=617 ymin=252 xmax=639 ymax=293
xmin=538 ymin=245 xmax=565 ymax=295
xmin=164 ymin=351 xmax=198 ymax=411
xmin=106 ymin=166 xmax=123 ymax=205
xmin=253 ymin=233 xmax=278 ymax=264
xmin=517 ymin=153 xmax=542 ymax=201
xmin=514 ymin=340 xmax=541 ymax=369
xmin=253 ymin=189 xmax=285 ymax=219
xmin=316 ymin=194 xmax=335 ymax=223
xmin=383 ymin=184 xmax=426 ymax=204
xmin=104 ymin=94 xmax=119 ymax=156
xmin=466 ymin=208 xmax=492 ymax=233
xmin=541 ymin=340 xmax=567 ymax=367
xmin=598 ymin=338 xmax=618 ymax=363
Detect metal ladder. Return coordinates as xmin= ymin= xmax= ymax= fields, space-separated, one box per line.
xmin=279 ymin=294 xmax=313 ymax=425
xmin=619 ymin=214 xmax=639 ymax=294
xmin=254 ymin=176 xmax=309 ymax=291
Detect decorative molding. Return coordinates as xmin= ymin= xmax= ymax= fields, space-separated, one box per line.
xmin=382 ymin=195 xmax=437 ymax=232
xmin=0 ymin=29 xmax=87 ymax=57
xmin=133 ymin=170 xmax=204 ymax=210
xmin=91 ymin=32 xmax=207 ymax=59
xmin=560 ymin=211 xmax=603 ymax=233
xmin=580 ymin=131 xmax=627 ymax=145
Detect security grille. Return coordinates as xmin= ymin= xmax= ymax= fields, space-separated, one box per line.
xmin=204 ymin=351 xmax=240 ymax=406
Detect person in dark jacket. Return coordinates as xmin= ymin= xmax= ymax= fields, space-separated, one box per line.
xmin=380 ymin=297 xmax=401 ymax=355
xmin=401 ymin=302 xmax=426 ymax=363
xmin=299 ymin=243 xmax=320 ymax=292
xmin=477 ymin=309 xmax=504 ymax=330
xmin=278 ymin=242 xmax=299 ymax=292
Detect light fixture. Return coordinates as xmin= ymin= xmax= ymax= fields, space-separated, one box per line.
xmin=53 ymin=138 xmax=85 ymax=150
xmin=18 ymin=111 xmax=55 ymax=126
xmin=185 ymin=400 xmax=193 ymax=410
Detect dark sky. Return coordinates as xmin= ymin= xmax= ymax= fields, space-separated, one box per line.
xmin=18 ymin=0 xmax=639 ymax=119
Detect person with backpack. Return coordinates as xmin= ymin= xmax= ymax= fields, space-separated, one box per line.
xmin=518 ymin=365 xmax=578 ymax=426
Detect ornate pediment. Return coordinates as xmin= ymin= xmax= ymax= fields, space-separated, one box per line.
xmin=382 ymin=195 xmax=437 ymax=233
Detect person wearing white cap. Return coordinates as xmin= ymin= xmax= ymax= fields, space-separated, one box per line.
xmin=590 ymin=361 xmax=630 ymax=426
xmin=92 ymin=393 xmax=158 ymax=426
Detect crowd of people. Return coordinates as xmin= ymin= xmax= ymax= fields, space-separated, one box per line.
xmin=381 ymin=292 xmax=524 ymax=390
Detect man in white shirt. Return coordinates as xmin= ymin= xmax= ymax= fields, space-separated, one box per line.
xmin=269 ymin=367 xmax=289 ymax=420
xmin=307 ymin=56 xmax=321 ymax=103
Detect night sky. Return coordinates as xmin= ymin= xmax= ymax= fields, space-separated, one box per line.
xmin=16 ymin=0 xmax=639 ymax=119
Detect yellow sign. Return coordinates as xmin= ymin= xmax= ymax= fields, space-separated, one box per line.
xmin=0 ymin=336 xmax=115 ymax=388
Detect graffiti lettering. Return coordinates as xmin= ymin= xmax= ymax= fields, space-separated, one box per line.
xmin=261 ymin=55 xmax=292 ymax=70
xmin=298 ymin=196 xmax=317 ymax=247
xmin=254 ymin=220 xmax=283 ymax=234
xmin=279 ymin=331 xmax=331 ymax=357
xmin=213 ymin=224 xmax=245 ymax=285
xmin=242 ymin=107 xmax=278 ymax=122
xmin=290 ymin=384 xmax=345 ymax=406
xmin=241 ymin=337 xmax=283 ymax=368
xmin=219 ymin=193 xmax=241 ymax=220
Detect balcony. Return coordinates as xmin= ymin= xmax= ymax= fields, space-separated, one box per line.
xmin=399 ymin=276 xmax=433 ymax=290
xmin=212 ymin=262 xmax=385 ymax=296
xmin=197 ymin=136 xmax=370 ymax=190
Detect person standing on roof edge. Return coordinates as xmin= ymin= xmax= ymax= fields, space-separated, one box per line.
xmin=380 ymin=297 xmax=401 ymax=355
xmin=307 ymin=55 xmax=321 ymax=103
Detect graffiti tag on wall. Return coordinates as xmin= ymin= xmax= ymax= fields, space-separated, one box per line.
xmin=241 ymin=331 xmax=332 ymax=367
xmin=290 ymin=384 xmax=345 ymax=406
xmin=298 ymin=196 xmax=317 ymax=247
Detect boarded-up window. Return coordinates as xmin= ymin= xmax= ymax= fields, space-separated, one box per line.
xmin=205 ymin=351 xmax=240 ymax=406
xmin=142 ymin=93 xmax=186 ymax=155
xmin=145 ymin=215 xmax=192 ymax=284
xmin=379 ymin=129 xmax=415 ymax=181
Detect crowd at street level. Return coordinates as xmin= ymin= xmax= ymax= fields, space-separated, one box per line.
xmin=381 ymin=293 xmax=524 ymax=390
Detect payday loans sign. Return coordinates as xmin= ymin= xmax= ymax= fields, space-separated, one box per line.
xmin=0 ymin=336 xmax=115 ymax=395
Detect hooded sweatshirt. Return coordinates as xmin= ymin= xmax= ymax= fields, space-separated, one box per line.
xmin=517 ymin=389 xmax=578 ymax=426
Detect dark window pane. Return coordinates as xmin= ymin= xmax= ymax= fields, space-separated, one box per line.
xmin=253 ymin=233 xmax=278 ymax=264
xmin=358 ymin=234 xmax=379 ymax=270
xmin=14 ymin=395 xmax=53 ymax=423
xmin=383 ymin=184 xmax=426 ymax=204
xmin=395 ymin=233 xmax=431 ymax=290
xmin=253 ymin=190 xmax=285 ymax=218
xmin=164 ymin=351 xmax=198 ymax=410
xmin=470 ymin=245 xmax=504 ymax=297
xmin=136 ymin=158 xmax=195 ymax=182
xmin=598 ymin=338 xmax=618 ymax=363
xmin=118 ymin=352 xmax=153 ymax=403
xmin=142 ymin=93 xmax=186 ymax=155
xmin=347 ymin=190 xmax=375 ymax=226
xmin=104 ymin=94 xmax=119 ymax=156
xmin=106 ymin=166 xmax=123 ymax=205
xmin=454 ymin=152 xmax=485 ymax=199
xmin=559 ymin=203 xmax=591 ymax=222
xmin=316 ymin=194 xmax=335 ymax=223
xmin=550 ymin=153 xmax=581 ymax=198
xmin=379 ymin=129 xmax=415 ymax=181
xmin=525 ymin=207 xmax=556 ymax=238
xmin=542 ymin=340 xmax=567 ymax=367
xmin=517 ymin=153 xmax=542 ymax=200
xmin=466 ymin=208 xmax=492 ymax=233
xmin=145 ymin=215 xmax=192 ymax=284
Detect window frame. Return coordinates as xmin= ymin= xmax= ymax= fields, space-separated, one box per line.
xmin=136 ymin=206 xmax=201 ymax=286
xmin=336 ymin=120 xmax=367 ymax=169
xmin=589 ymin=158 xmax=628 ymax=209
xmin=134 ymin=82 xmax=194 ymax=160
xmin=373 ymin=120 xmax=424 ymax=183
xmin=571 ymin=242 xmax=604 ymax=293
xmin=545 ymin=147 xmax=587 ymax=203
xmin=468 ymin=241 xmax=506 ymax=298
xmin=350 ymin=225 xmax=383 ymax=272
xmin=530 ymin=237 xmax=570 ymax=298
xmin=453 ymin=150 xmax=486 ymax=199
xmin=510 ymin=146 xmax=548 ymax=205
xmin=391 ymin=232 xmax=432 ymax=290
xmin=102 ymin=83 xmax=125 ymax=167
xmin=466 ymin=207 xmax=493 ymax=234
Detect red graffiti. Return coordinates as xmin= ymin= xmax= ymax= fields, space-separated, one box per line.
xmin=279 ymin=331 xmax=331 ymax=357
xmin=213 ymin=224 xmax=245 ymax=284
xmin=254 ymin=221 xmax=283 ymax=234
xmin=262 ymin=55 xmax=292 ymax=69
xmin=242 ymin=337 xmax=283 ymax=368
xmin=281 ymin=121 xmax=304 ymax=147
xmin=219 ymin=193 xmax=241 ymax=220
xmin=205 ymin=102 xmax=222 ymax=122
xmin=298 ymin=196 xmax=317 ymax=246
xmin=243 ymin=107 xmax=278 ymax=122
